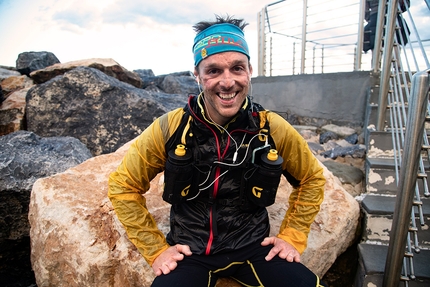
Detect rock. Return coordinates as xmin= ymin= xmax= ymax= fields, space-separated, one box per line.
xmin=319 ymin=131 xmax=339 ymax=144
xmin=16 ymin=51 xmax=60 ymax=76
xmin=136 ymin=70 xmax=198 ymax=96
xmin=293 ymin=125 xmax=318 ymax=136
xmin=345 ymin=133 xmax=359 ymax=144
xmin=0 ymin=67 xmax=21 ymax=81
xmin=321 ymin=161 xmax=364 ymax=197
xmin=29 ymin=58 xmax=143 ymax=88
xmin=0 ymin=75 xmax=34 ymax=99
xmin=159 ymin=74 xmax=199 ymax=95
xmin=0 ymin=87 xmax=30 ymax=136
xmin=320 ymin=145 xmax=366 ymax=159
xmin=29 ymin=139 xmax=360 ymax=286
xmin=321 ymin=124 xmax=356 ymax=138
xmin=134 ymin=69 xmax=155 ymax=77
xmin=26 ymin=66 xmax=171 ymax=156
xmin=308 ymin=142 xmax=325 ymax=154
xmin=0 ymin=131 xmax=92 ymax=283
xmin=133 ymin=69 xmax=155 ymax=82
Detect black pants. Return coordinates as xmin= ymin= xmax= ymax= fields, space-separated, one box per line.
xmin=151 ymin=242 xmax=327 ymax=287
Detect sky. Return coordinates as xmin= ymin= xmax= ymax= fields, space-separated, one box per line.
xmin=0 ymin=0 xmax=428 ymax=76
xmin=0 ymin=0 xmax=276 ymax=75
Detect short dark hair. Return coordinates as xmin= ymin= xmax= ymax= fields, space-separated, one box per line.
xmin=192 ymin=14 xmax=249 ymax=34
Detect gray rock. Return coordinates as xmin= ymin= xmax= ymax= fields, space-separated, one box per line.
xmin=0 ymin=130 xmax=91 ymax=284
xmin=137 ymin=70 xmax=198 ymax=95
xmin=16 ymin=51 xmax=60 ymax=76
xmin=322 ymin=161 xmax=364 ymax=185
xmin=0 ymin=130 xmax=92 ymax=241
xmin=320 ymin=144 xmax=366 ymax=159
xmin=133 ymin=69 xmax=155 ymax=78
xmin=0 ymin=67 xmax=21 ymax=81
xmin=320 ymin=131 xmax=339 ymax=144
xmin=308 ymin=142 xmax=325 ymax=154
xmin=160 ymin=74 xmax=199 ymax=95
xmin=345 ymin=133 xmax=359 ymax=144
xmin=152 ymin=92 xmax=188 ymax=112
xmin=26 ymin=66 xmax=170 ymax=156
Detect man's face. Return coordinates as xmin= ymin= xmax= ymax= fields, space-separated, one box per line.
xmin=194 ymin=51 xmax=253 ymax=126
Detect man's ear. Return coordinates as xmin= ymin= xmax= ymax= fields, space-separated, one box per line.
xmin=194 ymin=69 xmax=199 ymax=84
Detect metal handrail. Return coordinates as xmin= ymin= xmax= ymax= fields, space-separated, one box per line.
xmin=383 ymin=69 xmax=430 ymax=287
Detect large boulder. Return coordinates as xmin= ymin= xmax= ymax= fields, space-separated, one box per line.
xmin=26 ymin=66 xmax=186 ymax=156
xmin=0 ymin=75 xmax=34 ymax=99
xmin=29 ymin=58 xmax=143 ymax=88
xmin=160 ymin=74 xmax=199 ymax=95
xmin=135 ymin=70 xmax=198 ymax=96
xmin=0 ymin=87 xmax=30 ymax=136
xmin=29 ymin=138 xmax=360 ymax=287
xmin=16 ymin=51 xmax=60 ymax=76
xmin=0 ymin=131 xmax=92 ymax=285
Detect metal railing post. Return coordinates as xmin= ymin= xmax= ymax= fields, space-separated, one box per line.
xmin=258 ymin=8 xmax=266 ymax=76
xmin=355 ymin=0 xmax=366 ymax=71
xmin=372 ymin=0 xmax=387 ymax=72
xmin=301 ymin=0 xmax=307 ymax=74
xmin=382 ymin=69 xmax=430 ymax=287
xmin=376 ymin=0 xmax=399 ymax=131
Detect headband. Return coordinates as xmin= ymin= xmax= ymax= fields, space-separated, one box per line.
xmin=192 ymin=23 xmax=250 ymax=67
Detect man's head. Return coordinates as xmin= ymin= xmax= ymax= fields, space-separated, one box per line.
xmin=192 ymin=15 xmax=253 ymax=126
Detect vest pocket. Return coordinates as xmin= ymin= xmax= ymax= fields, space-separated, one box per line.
xmin=163 ymin=160 xmax=195 ymax=204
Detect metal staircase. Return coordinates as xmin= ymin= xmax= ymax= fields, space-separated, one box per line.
xmin=354 ymin=1 xmax=430 ymax=286
xmin=355 ymin=70 xmax=430 ymax=286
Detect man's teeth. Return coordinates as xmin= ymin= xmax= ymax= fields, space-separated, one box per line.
xmin=219 ymin=93 xmax=236 ymax=99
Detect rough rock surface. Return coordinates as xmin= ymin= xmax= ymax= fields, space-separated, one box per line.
xmin=0 ymin=75 xmax=34 ymax=98
xmin=0 ymin=67 xmax=21 ymax=81
xmin=321 ymin=124 xmax=356 ymax=138
xmin=29 ymin=138 xmax=360 ymax=287
xmin=0 ymin=87 xmax=30 ymax=136
xmin=0 ymin=131 xmax=92 ymax=285
xmin=29 ymin=58 xmax=143 ymax=88
xmin=26 ymin=66 xmax=179 ymax=156
xmin=16 ymin=51 xmax=60 ymax=76
xmin=320 ymin=161 xmax=364 ymax=197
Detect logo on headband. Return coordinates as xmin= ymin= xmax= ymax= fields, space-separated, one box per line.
xmin=201 ymin=48 xmax=207 ymax=59
xmin=194 ymin=34 xmax=245 ymax=52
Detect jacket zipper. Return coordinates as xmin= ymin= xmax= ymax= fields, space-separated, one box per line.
xmin=205 ymin=130 xmax=231 ymax=255
xmin=205 ymin=167 xmax=220 ymax=255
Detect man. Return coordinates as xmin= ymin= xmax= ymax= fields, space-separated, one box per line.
xmin=108 ymin=15 xmax=326 ymax=287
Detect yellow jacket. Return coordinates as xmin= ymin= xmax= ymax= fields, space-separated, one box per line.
xmin=108 ymin=95 xmax=325 ymax=265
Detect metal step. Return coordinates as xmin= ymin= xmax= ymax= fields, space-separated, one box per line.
xmin=365 ymin=157 xmax=430 ymax=196
xmin=361 ymin=195 xmax=430 ymax=249
xmin=354 ymin=244 xmax=430 ymax=287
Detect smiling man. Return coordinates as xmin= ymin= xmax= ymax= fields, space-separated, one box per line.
xmin=108 ymin=15 xmax=327 ymax=287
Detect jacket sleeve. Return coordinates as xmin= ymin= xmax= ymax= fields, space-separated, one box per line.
xmin=264 ymin=112 xmax=326 ymax=254
xmin=108 ymin=109 xmax=184 ymax=265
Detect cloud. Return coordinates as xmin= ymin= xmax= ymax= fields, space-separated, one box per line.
xmin=52 ymin=10 xmax=99 ymax=33
xmin=101 ymin=0 xmax=210 ymax=25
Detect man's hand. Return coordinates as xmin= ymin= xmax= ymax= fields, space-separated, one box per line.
xmin=261 ymin=236 xmax=301 ymax=263
xmin=152 ymin=244 xmax=192 ymax=276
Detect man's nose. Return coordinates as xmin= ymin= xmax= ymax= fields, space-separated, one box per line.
xmin=219 ymin=72 xmax=235 ymax=89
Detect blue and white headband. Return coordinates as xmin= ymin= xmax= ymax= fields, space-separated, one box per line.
xmin=192 ymin=23 xmax=250 ymax=67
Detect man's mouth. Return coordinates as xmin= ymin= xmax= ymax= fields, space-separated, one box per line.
xmin=218 ymin=92 xmax=237 ymax=100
